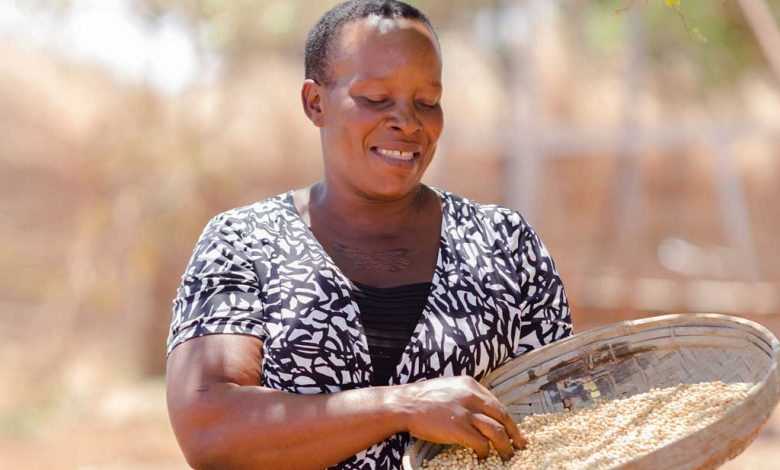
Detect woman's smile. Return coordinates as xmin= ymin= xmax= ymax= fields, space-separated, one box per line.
xmin=369 ymin=141 xmax=422 ymax=167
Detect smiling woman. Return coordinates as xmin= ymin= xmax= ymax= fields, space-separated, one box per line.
xmin=164 ymin=1 xmax=572 ymax=469
xmin=306 ymin=14 xmax=443 ymax=205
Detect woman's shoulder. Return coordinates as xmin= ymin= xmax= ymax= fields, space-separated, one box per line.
xmin=431 ymin=186 xmax=529 ymax=232
xmin=200 ymin=190 xmax=298 ymax=239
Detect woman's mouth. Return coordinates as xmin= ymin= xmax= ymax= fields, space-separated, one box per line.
xmin=369 ymin=146 xmax=422 ymax=167
xmin=373 ymin=147 xmax=416 ymax=160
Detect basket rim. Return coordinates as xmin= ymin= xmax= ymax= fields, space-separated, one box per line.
xmin=481 ymin=313 xmax=780 ymax=387
xmin=403 ymin=314 xmax=780 ymax=470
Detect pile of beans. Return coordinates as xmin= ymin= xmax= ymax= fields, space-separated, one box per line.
xmin=421 ymin=381 xmax=750 ymax=470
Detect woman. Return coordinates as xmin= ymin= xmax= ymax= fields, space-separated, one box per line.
xmin=165 ymin=1 xmax=572 ymax=469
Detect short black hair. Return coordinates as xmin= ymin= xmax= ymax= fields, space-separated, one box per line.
xmin=305 ymin=0 xmax=438 ymax=86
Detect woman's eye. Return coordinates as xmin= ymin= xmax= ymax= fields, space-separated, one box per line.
xmin=418 ymin=101 xmax=439 ymax=109
xmin=361 ymin=97 xmax=390 ymax=106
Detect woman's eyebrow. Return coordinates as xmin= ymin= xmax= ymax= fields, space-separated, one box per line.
xmin=350 ymin=76 xmax=442 ymax=90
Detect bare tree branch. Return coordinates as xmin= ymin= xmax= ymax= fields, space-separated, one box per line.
xmin=736 ymin=0 xmax=780 ymax=86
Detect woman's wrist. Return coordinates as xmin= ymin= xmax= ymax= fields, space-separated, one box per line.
xmin=381 ymin=382 xmax=417 ymax=434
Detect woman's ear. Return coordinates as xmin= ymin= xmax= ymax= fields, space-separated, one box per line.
xmin=301 ymin=79 xmax=326 ymax=128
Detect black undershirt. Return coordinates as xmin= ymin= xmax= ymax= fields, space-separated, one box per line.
xmin=351 ymin=281 xmax=432 ymax=386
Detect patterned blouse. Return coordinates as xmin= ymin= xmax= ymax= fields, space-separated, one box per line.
xmin=167 ymin=186 xmax=572 ymax=470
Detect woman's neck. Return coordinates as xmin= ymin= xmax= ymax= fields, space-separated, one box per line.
xmin=308 ymin=180 xmax=431 ymax=236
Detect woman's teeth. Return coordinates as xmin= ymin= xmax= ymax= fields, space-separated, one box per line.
xmin=375 ymin=148 xmax=415 ymax=160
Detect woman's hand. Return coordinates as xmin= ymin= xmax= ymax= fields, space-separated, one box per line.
xmin=394 ymin=375 xmax=527 ymax=460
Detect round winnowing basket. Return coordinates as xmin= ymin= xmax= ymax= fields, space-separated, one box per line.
xmin=403 ymin=314 xmax=780 ymax=470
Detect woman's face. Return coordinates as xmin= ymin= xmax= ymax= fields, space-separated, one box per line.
xmin=306 ymin=17 xmax=444 ymax=201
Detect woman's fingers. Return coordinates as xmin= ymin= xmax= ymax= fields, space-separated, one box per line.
xmin=481 ymin=399 xmax=527 ymax=449
xmin=470 ymin=413 xmax=514 ymax=460
xmin=402 ymin=376 xmax=528 ymax=458
xmin=458 ymin=424 xmax=492 ymax=459
xmin=512 ymin=430 xmax=528 ymax=449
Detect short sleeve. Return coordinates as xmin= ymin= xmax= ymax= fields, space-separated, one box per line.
xmin=166 ymin=213 xmax=267 ymax=355
xmin=512 ymin=219 xmax=573 ymax=357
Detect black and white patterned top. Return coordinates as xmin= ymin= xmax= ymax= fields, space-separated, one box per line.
xmin=167 ymin=186 xmax=572 ymax=470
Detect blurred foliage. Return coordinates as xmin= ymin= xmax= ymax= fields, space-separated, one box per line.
xmin=569 ymin=0 xmax=776 ymax=88
xmin=31 ymin=0 xmax=777 ymax=87
xmin=127 ymin=0 xmax=778 ymax=88
xmin=645 ymin=0 xmax=762 ymax=85
xmin=128 ymin=0 xmax=502 ymax=68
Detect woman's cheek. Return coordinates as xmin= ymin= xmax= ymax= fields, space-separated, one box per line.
xmin=425 ymin=109 xmax=444 ymax=139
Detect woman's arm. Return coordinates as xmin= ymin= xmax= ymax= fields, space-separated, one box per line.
xmin=167 ymin=334 xmax=525 ymax=470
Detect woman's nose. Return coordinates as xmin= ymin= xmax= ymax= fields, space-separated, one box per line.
xmin=388 ymin=103 xmax=422 ymax=134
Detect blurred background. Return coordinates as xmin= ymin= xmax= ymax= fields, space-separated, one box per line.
xmin=1 ymin=0 xmax=779 ymax=468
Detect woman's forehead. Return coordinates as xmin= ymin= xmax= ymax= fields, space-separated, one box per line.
xmin=337 ymin=16 xmax=439 ymax=51
xmin=328 ymin=17 xmax=441 ymax=85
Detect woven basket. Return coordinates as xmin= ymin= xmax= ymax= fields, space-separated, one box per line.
xmin=402 ymin=313 xmax=780 ymax=470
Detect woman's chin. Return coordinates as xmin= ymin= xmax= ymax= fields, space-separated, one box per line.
xmin=358 ymin=181 xmax=423 ymax=202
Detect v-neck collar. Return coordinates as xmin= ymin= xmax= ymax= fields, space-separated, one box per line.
xmin=284 ymin=186 xmax=450 ymax=386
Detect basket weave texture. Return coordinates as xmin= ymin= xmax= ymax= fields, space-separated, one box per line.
xmin=403 ymin=313 xmax=780 ymax=470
